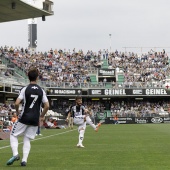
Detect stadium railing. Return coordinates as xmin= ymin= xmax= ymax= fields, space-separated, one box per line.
xmin=0 ymin=80 xmax=165 ymax=89
xmin=38 ymin=81 xmax=164 ymax=88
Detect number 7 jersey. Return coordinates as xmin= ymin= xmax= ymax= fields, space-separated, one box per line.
xmin=18 ymin=84 xmax=48 ymax=126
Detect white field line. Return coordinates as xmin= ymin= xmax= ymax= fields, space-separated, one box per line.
xmin=0 ymin=129 xmax=76 ymax=150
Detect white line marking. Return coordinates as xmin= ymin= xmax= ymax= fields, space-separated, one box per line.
xmin=0 ymin=129 xmax=76 ymax=150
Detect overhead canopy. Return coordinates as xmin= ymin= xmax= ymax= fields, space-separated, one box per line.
xmin=0 ymin=0 xmax=54 ymax=23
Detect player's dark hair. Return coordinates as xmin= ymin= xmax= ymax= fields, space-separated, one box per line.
xmin=75 ymin=96 xmax=82 ymax=100
xmin=28 ymin=68 xmax=39 ymax=82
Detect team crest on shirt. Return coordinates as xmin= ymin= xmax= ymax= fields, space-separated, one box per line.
xmin=31 ymin=86 xmax=38 ymax=89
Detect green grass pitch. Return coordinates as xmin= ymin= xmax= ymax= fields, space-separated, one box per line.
xmin=1 ymin=124 xmax=170 ymax=170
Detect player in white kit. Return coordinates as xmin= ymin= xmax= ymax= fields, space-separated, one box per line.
xmin=67 ymin=96 xmax=101 ymax=148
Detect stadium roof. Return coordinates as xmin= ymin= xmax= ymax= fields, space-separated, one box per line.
xmin=0 ymin=0 xmax=54 ymax=23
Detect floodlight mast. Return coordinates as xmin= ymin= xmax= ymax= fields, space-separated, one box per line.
xmin=27 ymin=0 xmax=38 ymax=54
xmin=26 ymin=0 xmax=54 ymax=53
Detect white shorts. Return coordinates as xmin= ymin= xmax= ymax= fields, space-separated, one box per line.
xmin=73 ymin=115 xmax=86 ymax=132
xmin=74 ymin=115 xmax=86 ymax=125
xmin=11 ymin=121 xmax=38 ymax=139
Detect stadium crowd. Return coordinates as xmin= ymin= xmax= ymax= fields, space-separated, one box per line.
xmin=108 ymin=49 xmax=169 ymax=84
xmin=0 ymin=102 xmax=16 ymax=132
xmin=0 ymin=46 xmax=169 ymax=88
xmin=0 ymin=98 xmax=170 ymax=131
xmin=0 ymin=46 xmax=170 ymax=127
xmin=0 ymin=46 xmax=96 ymax=87
xmin=74 ymin=99 xmax=170 ymax=117
xmin=0 ymin=101 xmax=67 ymax=132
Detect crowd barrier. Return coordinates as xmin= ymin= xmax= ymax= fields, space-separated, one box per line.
xmin=96 ymin=117 xmax=170 ymax=124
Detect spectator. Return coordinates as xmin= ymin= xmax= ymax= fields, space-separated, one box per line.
xmin=113 ymin=115 xmax=119 ymax=125
xmin=0 ymin=120 xmax=3 ymax=132
xmin=11 ymin=112 xmax=18 ymax=124
xmin=46 ymin=118 xmax=59 ymax=129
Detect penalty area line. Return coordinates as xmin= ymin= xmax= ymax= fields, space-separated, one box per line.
xmin=0 ymin=129 xmax=76 ymax=150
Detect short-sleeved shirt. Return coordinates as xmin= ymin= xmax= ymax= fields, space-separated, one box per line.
xmin=69 ymin=105 xmax=86 ymax=118
xmin=18 ymin=84 xmax=48 ymax=126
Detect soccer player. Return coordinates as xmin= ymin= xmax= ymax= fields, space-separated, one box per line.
xmin=67 ymin=106 xmax=74 ymax=129
xmin=68 ymin=114 xmax=74 ymax=129
xmin=6 ymin=67 xmax=49 ymax=166
xmin=66 ymin=96 xmax=101 ymax=148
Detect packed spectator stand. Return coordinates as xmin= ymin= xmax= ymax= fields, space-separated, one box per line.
xmin=0 ymin=45 xmax=170 ymax=128
xmin=1 ymin=46 xmax=169 ymax=88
